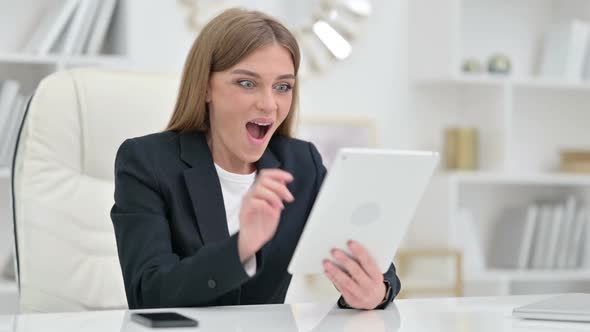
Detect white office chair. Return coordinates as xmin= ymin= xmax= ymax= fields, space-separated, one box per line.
xmin=11 ymin=68 xmax=179 ymax=312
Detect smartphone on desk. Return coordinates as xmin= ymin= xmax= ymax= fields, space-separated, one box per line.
xmin=131 ymin=312 xmax=198 ymax=328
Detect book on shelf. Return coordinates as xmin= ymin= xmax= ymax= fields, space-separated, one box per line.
xmin=488 ymin=206 xmax=535 ymax=269
xmin=569 ymin=207 xmax=588 ymax=268
xmin=518 ymin=205 xmax=538 ymax=269
xmin=22 ymin=0 xmax=118 ymax=56
xmin=85 ymin=0 xmax=118 ymax=55
xmin=532 ymin=199 xmax=588 ymax=270
xmin=487 ymin=196 xmax=589 ymax=272
xmin=546 ymin=197 xmax=588 ymax=270
xmin=539 ymin=20 xmax=590 ymax=82
xmin=531 ymin=204 xmax=553 ymax=269
xmin=0 ymin=81 xmax=21 ymax=165
xmin=0 ymin=95 xmax=27 ymax=166
xmin=545 ymin=204 xmax=564 ymax=269
xmin=556 ymin=196 xmax=578 ymax=269
xmin=0 ymin=80 xmax=27 ymax=167
xmin=22 ymin=0 xmax=80 ymax=54
xmin=0 ymin=81 xmax=19 ymax=128
xmin=581 ymin=209 xmax=590 ymax=268
xmin=62 ymin=0 xmax=101 ymax=55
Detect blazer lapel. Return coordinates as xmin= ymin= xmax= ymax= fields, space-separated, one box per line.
xmin=179 ymin=131 xmax=282 ymax=244
xmin=180 ymin=131 xmax=229 ymax=244
xmin=256 ymin=145 xmax=281 ymax=170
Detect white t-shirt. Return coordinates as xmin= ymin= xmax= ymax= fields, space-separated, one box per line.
xmin=214 ymin=163 xmax=257 ymax=276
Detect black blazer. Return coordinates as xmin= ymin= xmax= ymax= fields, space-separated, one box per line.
xmin=111 ymin=130 xmax=400 ymax=309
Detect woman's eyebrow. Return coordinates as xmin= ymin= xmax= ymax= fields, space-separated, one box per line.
xmin=277 ymin=74 xmax=296 ymax=80
xmin=231 ymin=69 xmax=295 ymax=80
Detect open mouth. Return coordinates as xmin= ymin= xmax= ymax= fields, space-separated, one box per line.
xmin=246 ymin=120 xmax=273 ymax=140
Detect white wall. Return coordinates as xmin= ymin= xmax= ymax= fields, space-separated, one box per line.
xmin=110 ymin=0 xmax=196 ymax=70
xmin=113 ymin=0 xmax=295 ymax=72
xmin=298 ymin=0 xmax=411 ymax=150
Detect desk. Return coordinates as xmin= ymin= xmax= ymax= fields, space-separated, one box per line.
xmin=0 ymin=295 xmax=588 ymax=331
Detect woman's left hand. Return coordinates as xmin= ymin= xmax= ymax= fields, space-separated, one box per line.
xmin=323 ymin=240 xmax=386 ymax=310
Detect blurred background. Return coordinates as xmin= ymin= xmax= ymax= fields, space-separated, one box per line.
xmin=1 ymin=0 xmax=590 ymax=314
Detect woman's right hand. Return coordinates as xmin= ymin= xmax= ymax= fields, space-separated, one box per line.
xmin=238 ymin=169 xmax=294 ymax=262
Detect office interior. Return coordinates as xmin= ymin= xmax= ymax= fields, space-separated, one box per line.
xmin=0 ymin=0 xmax=589 ymax=326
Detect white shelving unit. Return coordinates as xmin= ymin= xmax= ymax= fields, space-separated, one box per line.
xmin=0 ymin=54 xmax=129 ymax=95
xmin=410 ymin=0 xmax=590 ymax=296
xmin=417 ymin=74 xmax=590 ymax=91
xmin=472 ymin=269 xmax=590 ymax=282
xmin=448 ymin=171 xmax=590 ymax=186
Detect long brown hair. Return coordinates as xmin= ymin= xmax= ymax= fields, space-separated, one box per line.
xmin=166 ymin=8 xmax=300 ymax=136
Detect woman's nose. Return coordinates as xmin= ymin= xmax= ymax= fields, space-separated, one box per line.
xmin=256 ymin=89 xmax=278 ymax=113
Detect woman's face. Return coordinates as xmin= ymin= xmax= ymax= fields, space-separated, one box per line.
xmin=206 ymin=43 xmax=295 ymax=173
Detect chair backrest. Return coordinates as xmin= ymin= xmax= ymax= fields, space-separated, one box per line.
xmin=12 ymin=68 xmax=179 ymax=312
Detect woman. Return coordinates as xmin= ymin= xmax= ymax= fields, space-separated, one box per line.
xmin=111 ymin=8 xmax=400 ymax=310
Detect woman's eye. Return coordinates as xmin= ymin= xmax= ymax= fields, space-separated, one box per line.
xmin=275 ymin=84 xmax=292 ymax=92
xmin=238 ymin=80 xmax=255 ymax=88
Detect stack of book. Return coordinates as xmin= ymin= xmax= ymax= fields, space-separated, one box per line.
xmin=489 ymin=196 xmax=589 ymax=270
xmin=0 ymin=80 xmax=27 ymax=167
xmin=22 ymin=0 xmax=118 ymax=55
xmin=539 ymin=20 xmax=590 ymax=82
xmin=561 ymin=150 xmax=590 ymax=174
xmin=444 ymin=127 xmax=478 ymax=170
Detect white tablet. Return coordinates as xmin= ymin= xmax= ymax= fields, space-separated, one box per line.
xmin=288 ymin=148 xmax=439 ymax=275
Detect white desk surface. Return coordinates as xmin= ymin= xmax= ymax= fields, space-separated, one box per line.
xmin=1 ymin=294 xmax=589 ymax=331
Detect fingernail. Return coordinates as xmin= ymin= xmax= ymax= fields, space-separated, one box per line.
xmin=347 ymin=240 xmax=353 ymax=247
xmin=331 ymin=249 xmax=337 ymax=256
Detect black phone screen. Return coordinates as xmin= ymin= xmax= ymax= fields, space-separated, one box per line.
xmin=131 ymin=312 xmax=199 ymax=328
